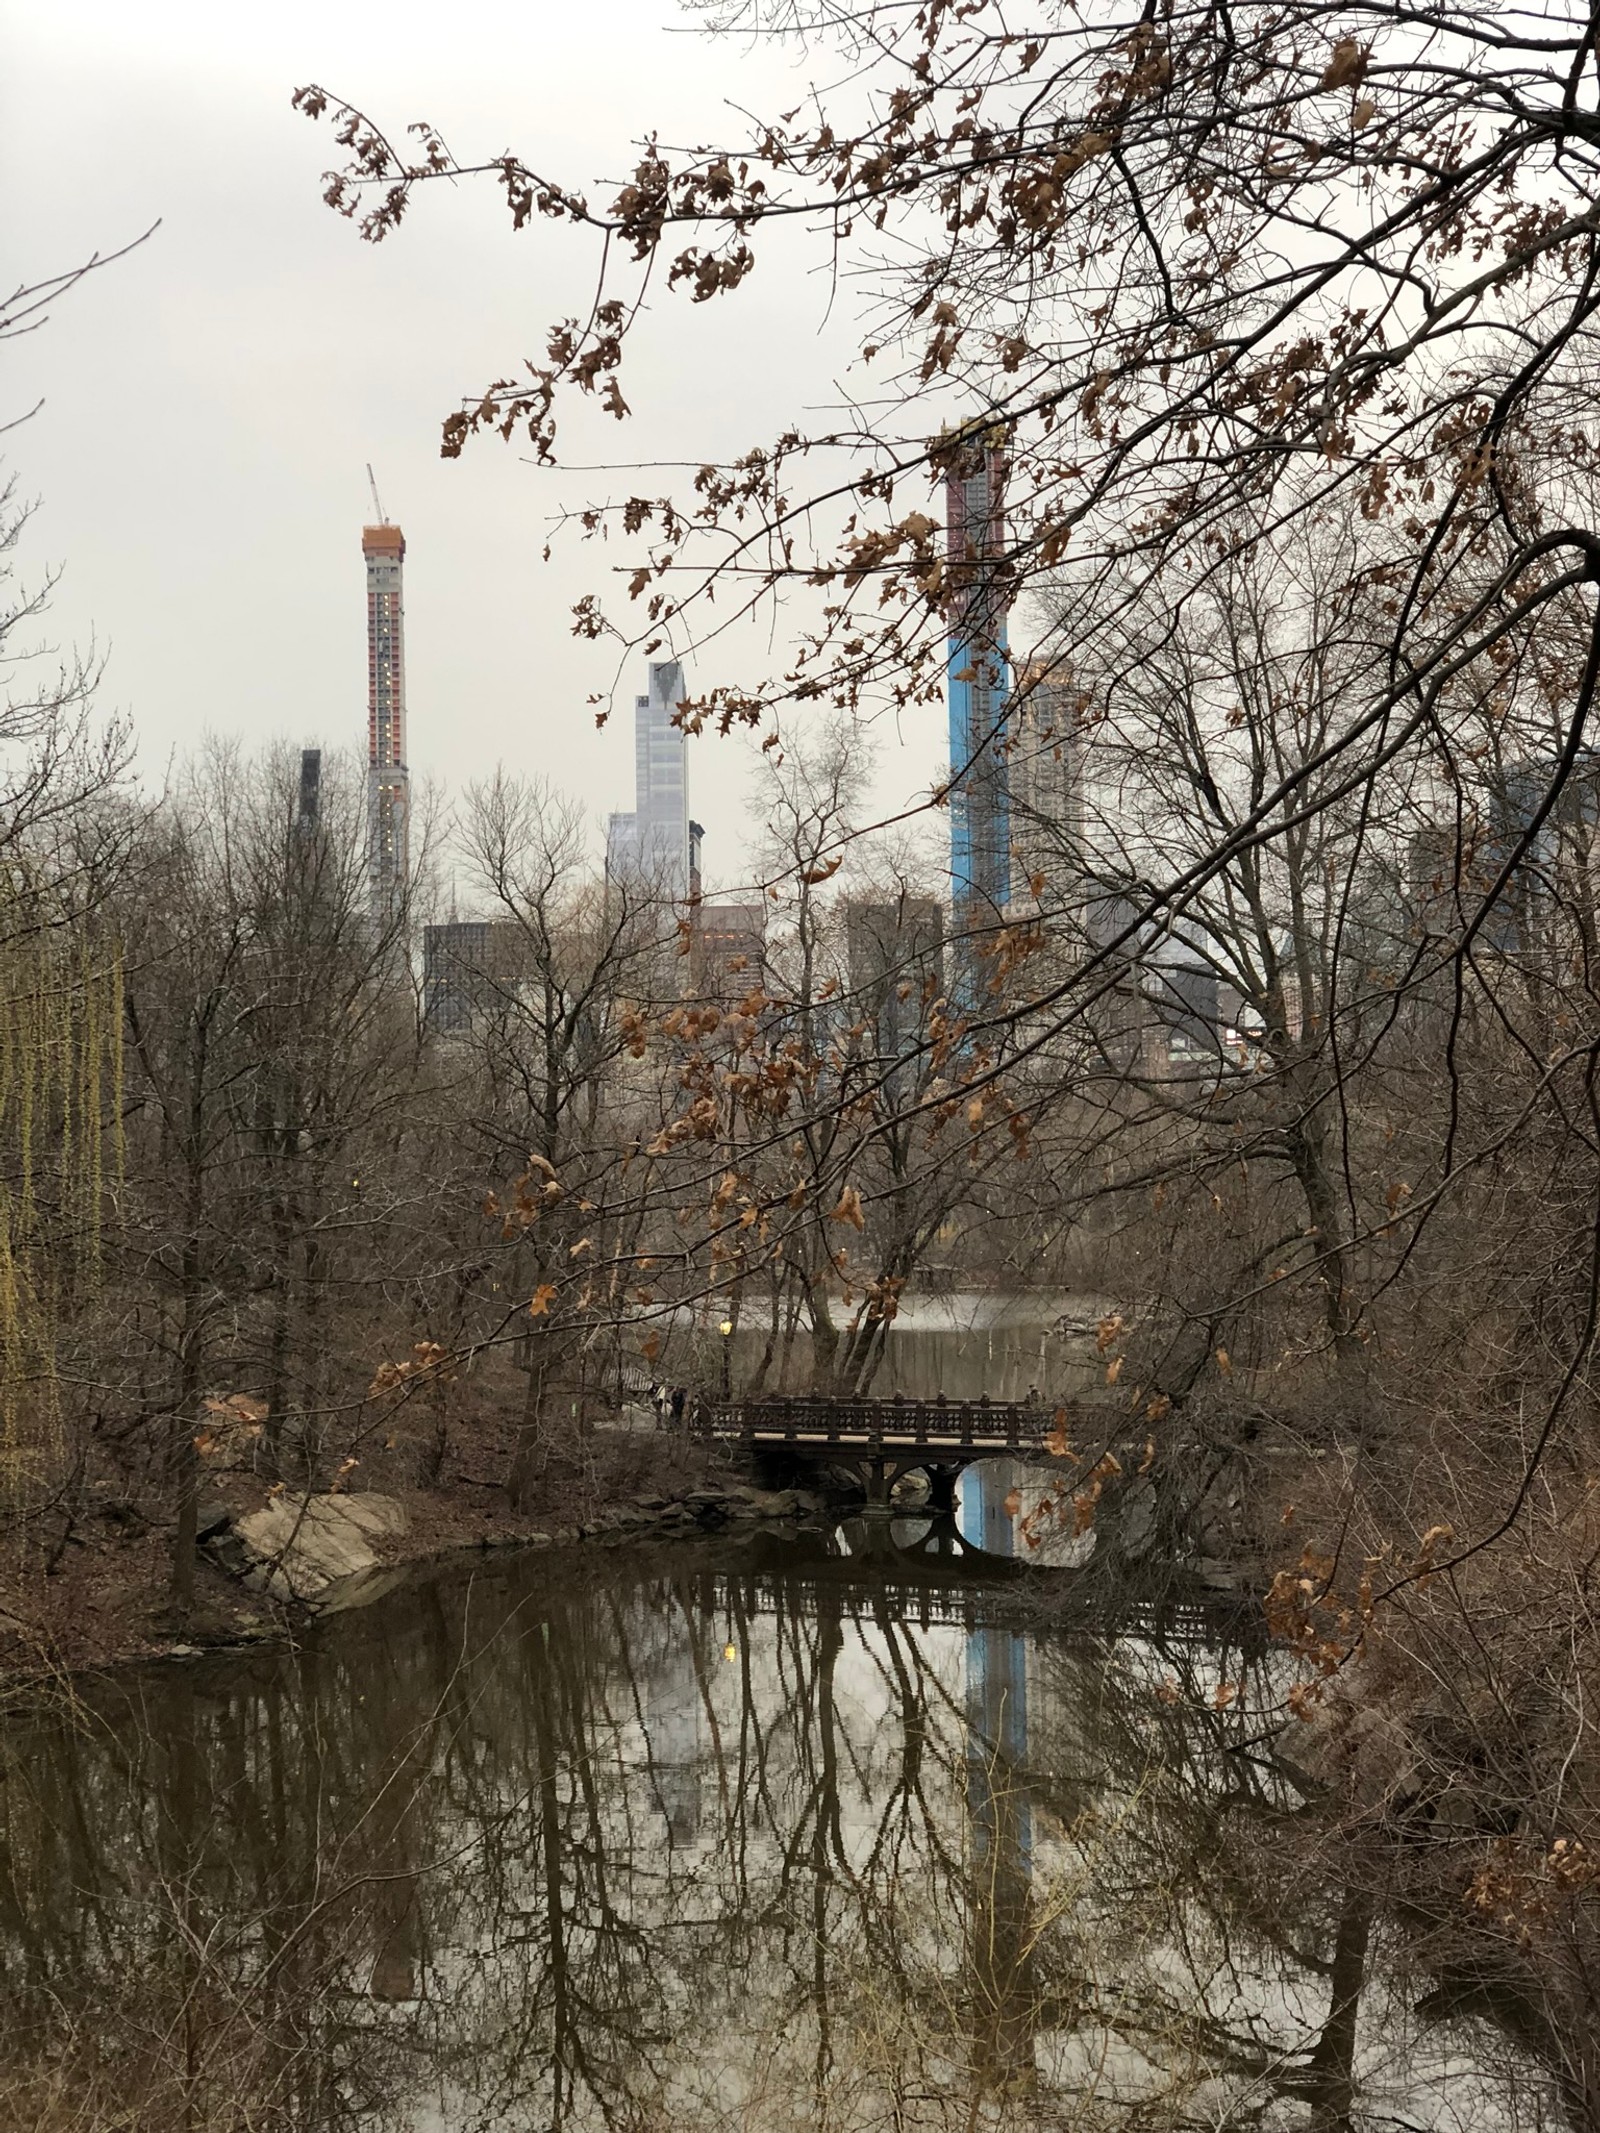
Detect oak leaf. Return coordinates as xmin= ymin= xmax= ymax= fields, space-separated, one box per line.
xmin=830 ymin=1184 xmax=866 ymax=1229
xmin=1320 ymin=36 xmax=1368 ymax=89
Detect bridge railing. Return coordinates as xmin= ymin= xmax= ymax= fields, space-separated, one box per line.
xmin=688 ymin=1391 xmax=1068 ymax=1451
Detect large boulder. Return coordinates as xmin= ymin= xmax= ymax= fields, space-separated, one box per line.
xmin=230 ymin=1493 xmax=409 ymax=1604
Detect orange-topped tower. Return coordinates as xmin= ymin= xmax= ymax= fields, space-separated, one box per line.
xmin=363 ymin=508 xmax=408 ymax=919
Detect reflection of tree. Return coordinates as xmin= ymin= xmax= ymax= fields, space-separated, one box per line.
xmin=0 ymin=1547 xmax=1558 ymax=2131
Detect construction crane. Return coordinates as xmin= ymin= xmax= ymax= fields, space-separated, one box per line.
xmin=366 ymin=463 xmax=388 ymax=526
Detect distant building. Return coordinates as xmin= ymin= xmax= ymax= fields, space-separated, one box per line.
xmin=606 ymin=660 xmax=692 ymax=900
xmin=1145 ymin=946 xmax=1223 ymax=1066
xmin=1074 ymin=891 xmax=1230 ymax=1076
xmin=296 ymin=748 xmax=322 ymax=836
xmin=1006 ymin=661 xmax=1085 ymax=907
xmin=690 ymin=902 xmax=766 ymax=1004
xmin=363 ymin=519 xmax=409 ymax=920
xmin=1406 ymin=756 xmax=1600 ymax=962
xmin=422 ymin=921 xmax=537 ymax=1034
xmin=846 ymin=895 xmax=944 ymax=1088
xmin=422 ymin=922 xmax=493 ymax=1034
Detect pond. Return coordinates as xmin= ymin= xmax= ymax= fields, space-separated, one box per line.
xmin=0 ymin=1465 xmax=1557 ymax=2129
xmin=666 ymin=1289 xmax=1114 ymax=1402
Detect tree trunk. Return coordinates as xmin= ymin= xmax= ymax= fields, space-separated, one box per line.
xmin=508 ymin=1323 xmax=554 ymax=1512
xmin=170 ymin=1233 xmax=204 ymax=1608
xmin=170 ymin=1409 xmax=198 ymax=1609
xmin=1282 ymin=1087 xmax=1363 ymax=1364
xmin=806 ymin=1271 xmax=840 ymax=1389
xmin=1306 ymin=1882 xmax=1373 ymax=2133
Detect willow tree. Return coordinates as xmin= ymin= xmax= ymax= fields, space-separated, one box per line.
xmin=0 ymin=477 xmax=128 ymax=1519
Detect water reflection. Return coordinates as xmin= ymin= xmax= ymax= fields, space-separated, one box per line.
xmin=0 ymin=1487 xmax=1559 ymax=2131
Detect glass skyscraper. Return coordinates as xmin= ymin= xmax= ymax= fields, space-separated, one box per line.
xmin=606 ymin=659 xmax=691 ymax=900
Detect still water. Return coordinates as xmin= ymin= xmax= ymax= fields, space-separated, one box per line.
xmin=0 ymin=1467 xmax=1558 ymax=2130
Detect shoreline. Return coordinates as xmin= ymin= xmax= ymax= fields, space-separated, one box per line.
xmin=0 ymin=1469 xmax=838 ymax=1697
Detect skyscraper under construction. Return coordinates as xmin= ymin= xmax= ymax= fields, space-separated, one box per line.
xmin=363 ymin=509 xmax=409 ymax=919
xmin=944 ymin=430 xmax=1012 ymax=925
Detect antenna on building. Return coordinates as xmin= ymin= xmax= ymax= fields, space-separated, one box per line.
xmin=366 ymin=463 xmax=387 ymax=525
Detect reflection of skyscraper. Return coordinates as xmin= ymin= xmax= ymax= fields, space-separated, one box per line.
xmin=607 ymin=660 xmax=691 ymax=899
xmin=960 ymin=1463 xmax=1030 ymax=1776
xmin=642 ymin=1606 xmax=705 ymax=1847
xmin=945 ymin=434 xmax=1012 ymax=925
xmin=960 ymin=1462 xmax=1035 ymax=2082
xmin=363 ymin=517 xmax=409 ymax=920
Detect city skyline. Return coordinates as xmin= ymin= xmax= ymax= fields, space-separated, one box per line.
xmin=5 ymin=0 xmax=936 ymax=883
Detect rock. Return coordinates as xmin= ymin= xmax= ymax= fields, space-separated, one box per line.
xmin=231 ymin=1493 xmax=409 ymax=1604
xmin=195 ymin=1497 xmax=232 ymax=1542
xmin=204 ymin=1529 xmax=253 ymax=1579
xmin=727 ymin=1487 xmax=800 ymax=1518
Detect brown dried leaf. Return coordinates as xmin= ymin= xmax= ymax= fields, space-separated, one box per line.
xmin=1320 ymin=36 xmax=1368 ymax=89
xmin=830 ymin=1184 xmax=866 ymax=1229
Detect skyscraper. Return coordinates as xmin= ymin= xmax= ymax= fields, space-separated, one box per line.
xmin=1006 ymin=660 xmax=1085 ymax=907
xmin=690 ymin=900 xmax=766 ymax=1004
xmin=296 ymin=748 xmax=322 ymax=837
xmin=846 ymin=894 xmax=944 ymax=1092
xmin=605 ymin=659 xmax=691 ymax=899
xmin=363 ymin=516 xmax=409 ymax=919
xmin=945 ymin=432 xmax=1012 ymax=922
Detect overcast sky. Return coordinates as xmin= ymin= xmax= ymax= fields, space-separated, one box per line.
xmin=3 ymin=0 xmax=947 ymax=891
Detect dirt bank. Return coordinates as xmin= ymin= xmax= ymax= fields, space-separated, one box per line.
xmin=0 ymin=1424 xmax=799 ymax=1689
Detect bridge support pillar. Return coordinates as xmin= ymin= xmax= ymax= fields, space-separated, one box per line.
xmin=926 ymin=1462 xmax=964 ymax=1517
xmin=863 ymin=1458 xmax=892 ymax=1513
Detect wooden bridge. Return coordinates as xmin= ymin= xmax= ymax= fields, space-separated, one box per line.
xmin=690 ymin=1392 xmax=1103 ymax=1509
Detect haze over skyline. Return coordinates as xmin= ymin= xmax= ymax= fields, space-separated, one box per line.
xmin=3 ymin=0 xmax=947 ymax=892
